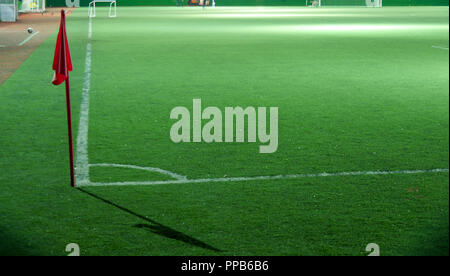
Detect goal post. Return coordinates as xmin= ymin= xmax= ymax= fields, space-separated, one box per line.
xmin=0 ymin=0 xmax=18 ymax=22
xmin=306 ymin=0 xmax=382 ymax=7
xmin=19 ymin=0 xmax=46 ymax=13
xmin=88 ymin=0 xmax=117 ymax=18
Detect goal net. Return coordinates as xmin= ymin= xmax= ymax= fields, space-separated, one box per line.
xmin=307 ymin=0 xmax=382 ymax=7
xmin=0 ymin=0 xmax=18 ymax=22
xmin=19 ymin=0 xmax=46 ymax=13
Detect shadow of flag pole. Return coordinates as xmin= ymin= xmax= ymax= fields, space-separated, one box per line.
xmin=52 ymin=10 xmax=75 ymax=187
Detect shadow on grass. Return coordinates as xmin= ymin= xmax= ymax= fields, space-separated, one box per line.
xmin=133 ymin=223 xmax=221 ymax=252
xmin=77 ymin=188 xmax=222 ymax=253
xmin=420 ymin=229 xmax=449 ymax=256
xmin=0 ymin=229 xmax=39 ymax=256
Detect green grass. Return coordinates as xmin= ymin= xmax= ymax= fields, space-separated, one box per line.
xmin=0 ymin=6 xmax=448 ymax=256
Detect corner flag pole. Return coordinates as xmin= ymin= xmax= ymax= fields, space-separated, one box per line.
xmin=65 ymin=77 xmax=75 ymax=187
xmin=52 ymin=10 xmax=75 ymax=187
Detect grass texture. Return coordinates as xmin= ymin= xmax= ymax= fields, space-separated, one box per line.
xmin=0 ymin=6 xmax=448 ymax=255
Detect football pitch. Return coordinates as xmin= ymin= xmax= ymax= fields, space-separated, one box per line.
xmin=0 ymin=6 xmax=448 ymax=256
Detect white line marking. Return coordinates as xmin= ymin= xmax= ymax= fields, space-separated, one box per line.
xmin=89 ymin=163 xmax=187 ymax=180
xmin=88 ymin=14 xmax=92 ymax=40
xmin=73 ymin=15 xmax=449 ymax=189
xmin=75 ymin=17 xmax=92 ymax=186
xmin=17 ymin=31 xmax=40 ymax=46
xmin=78 ymin=168 xmax=449 ymax=187
xmin=432 ymin=45 xmax=449 ymax=50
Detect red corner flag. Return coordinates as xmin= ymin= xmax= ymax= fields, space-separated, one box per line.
xmin=52 ymin=10 xmax=75 ymax=187
xmin=52 ymin=10 xmax=72 ymax=85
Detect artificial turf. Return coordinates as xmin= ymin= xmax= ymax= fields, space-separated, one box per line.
xmin=0 ymin=6 xmax=448 ymax=256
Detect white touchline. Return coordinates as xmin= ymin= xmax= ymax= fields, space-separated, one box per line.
xmin=75 ymin=17 xmax=92 ymax=186
xmin=78 ymin=168 xmax=449 ymax=187
xmin=17 ymin=31 xmax=40 ymax=46
xmin=432 ymin=45 xmax=449 ymax=50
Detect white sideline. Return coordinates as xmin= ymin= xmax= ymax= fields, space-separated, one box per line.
xmin=75 ymin=17 xmax=92 ymax=186
xmin=78 ymin=168 xmax=449 ymax=187
xmin=432 ymin=45 xmax=449 ymax=50
xmin=17 ymin=31 xmax=40 ymax=46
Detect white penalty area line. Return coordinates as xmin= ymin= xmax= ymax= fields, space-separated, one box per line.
xmin=78 ymin=168 xmax=449 ymax=187
xmin=432 ymin=45 xmax=449 ymax=51
xmin=17 ymin=31 xmax=40 ymax=46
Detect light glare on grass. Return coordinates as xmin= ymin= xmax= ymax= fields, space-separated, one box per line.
xmin=208 ymin=13 xmax=360 ymax=18
xmin=287 ymin=24 xmax=450 ymax=32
